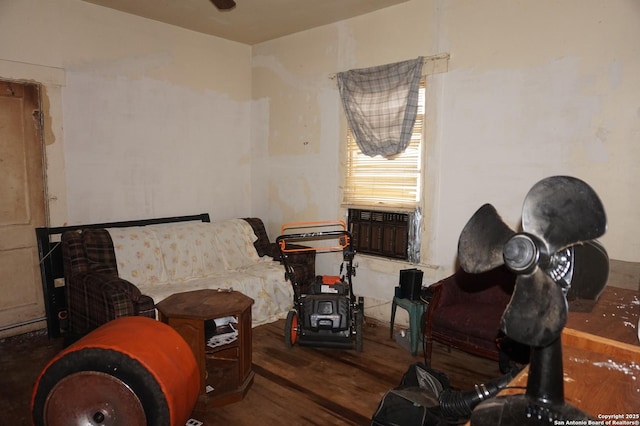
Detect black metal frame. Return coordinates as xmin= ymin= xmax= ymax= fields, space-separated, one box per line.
xmin=35 ymin=213 xmax=210 ymax=338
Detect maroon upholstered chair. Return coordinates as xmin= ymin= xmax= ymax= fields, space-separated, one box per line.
xmin=423 ymin=266 xmax=516 ymax=366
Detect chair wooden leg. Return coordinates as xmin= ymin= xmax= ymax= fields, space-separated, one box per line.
xmin=424 ymin=335 xmax=433 ymax=366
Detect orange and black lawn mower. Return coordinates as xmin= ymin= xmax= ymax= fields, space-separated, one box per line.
xmin=276 ymin=220 xmax=364 ymax=351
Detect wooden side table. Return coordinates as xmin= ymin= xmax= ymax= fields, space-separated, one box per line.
xmin=156 ymin=289 xmax=255 ymax=409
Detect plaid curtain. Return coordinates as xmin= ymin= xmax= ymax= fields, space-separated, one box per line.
xmin=337 ymin=57 xmax=423 ymax=157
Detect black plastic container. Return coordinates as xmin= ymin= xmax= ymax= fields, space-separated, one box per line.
xmin=399 ymin=268 xmax=423 ymax=301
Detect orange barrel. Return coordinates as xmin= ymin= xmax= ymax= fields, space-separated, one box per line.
xmin=31 ymin=316 xmax=200 ymax=426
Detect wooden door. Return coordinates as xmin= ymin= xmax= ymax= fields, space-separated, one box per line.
xmin=0 ymin=81 xmax=46 ymax=337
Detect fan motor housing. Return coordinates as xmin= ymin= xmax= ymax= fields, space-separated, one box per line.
xmin=503 ymin=233 xmax=548 ymax=274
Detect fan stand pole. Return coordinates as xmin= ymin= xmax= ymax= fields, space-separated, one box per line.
xmin=470 ymin=337 xmax=592 ymax=425
xmin=525 ymin=337 xmax=564 ymax=405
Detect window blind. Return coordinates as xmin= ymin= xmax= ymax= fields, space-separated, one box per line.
xmin=343 ymin=79 xmax=425 ymax=210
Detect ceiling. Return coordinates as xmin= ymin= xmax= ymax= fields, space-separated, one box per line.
xmin=81 ymin=0 xmax=409 ymax=45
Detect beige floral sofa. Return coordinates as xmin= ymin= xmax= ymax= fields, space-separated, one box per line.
xmin=60 ymin=217 xmax=314 ymax=338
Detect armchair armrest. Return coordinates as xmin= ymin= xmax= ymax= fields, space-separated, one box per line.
xmin=424 ymin=280 xmax=443 ymax=332
xmin=265 ymin=242 xmax=283 ymax=260
xmin=67 ymin=272 xmax=144 ymax=335
xmin=241 ymin=217 xmax=317 ymax=285
xmin=90 ymin=272 xmax=142 ymax=302
xmin=100 ymin=275 xmax=143 ymax=320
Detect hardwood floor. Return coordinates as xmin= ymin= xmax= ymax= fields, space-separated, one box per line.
xmin=0 ymin=318 xmax=501 ymax=425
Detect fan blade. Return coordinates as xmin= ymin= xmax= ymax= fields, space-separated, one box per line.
xmin=565 ymin=240 xmax=609 ymax=304
xmin=522 ymin=176 xmax=606 ymax=253
xmin=458 ymin=204 xmax=515 ymax=274
xmin=211 ymin=0 xmax=236 ymax=10
xmin=501 ymin=269 xmax=567 ymax=347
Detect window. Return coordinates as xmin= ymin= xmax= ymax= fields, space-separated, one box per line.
xmin=344 ymin=78 xmax=425 ymax=262
xmin=343 ymin=78 xmax=425 ymax=210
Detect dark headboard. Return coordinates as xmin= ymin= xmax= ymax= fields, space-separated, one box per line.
xmin=36 ymin=213 xmax=211 ymax=338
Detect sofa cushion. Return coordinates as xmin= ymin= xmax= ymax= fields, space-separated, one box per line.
xmin=213 ymin=219 xmax=261 ymax=270
xmin=107 ymin=226 xmax=168 ymax=286
xmin=241 ymin=261 xmax=294 ymax=323
xmin=151 ymin=222 xmax=228 ymax=282
xmin=141 ymin=261 xmax=294 ymax=327
xmin=191 ymin=223 xmax=233 ymax=275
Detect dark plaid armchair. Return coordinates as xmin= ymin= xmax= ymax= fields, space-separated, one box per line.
xmin=61 ymin=218 xmax=315 ymax=338
xmin=61 ymin=228 xmax=156 ymax=338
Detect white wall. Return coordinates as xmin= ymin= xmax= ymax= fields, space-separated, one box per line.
xmin=0 ymin=0 xmax=253 ymax=226
xmin=58 ymin=1 xmax=254 ymax=224
xmin=252 ymin=0 xmax=640 ymax=321
xmin=434 ymin=0 xmax=640 ymax=269
xmin=2 ymin=0 xmax=638 ymax=325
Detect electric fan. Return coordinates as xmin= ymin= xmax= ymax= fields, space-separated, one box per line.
xmin=457 ymin=176 xmax=608 ymax=425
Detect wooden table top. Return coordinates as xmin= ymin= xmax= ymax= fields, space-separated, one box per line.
xmin=496 ymin=328 xmax=640 ymax=415
xmin=490 ymin=285 xmax=640 ymax=419
xmin=156 ymin=289 xmax=254 ymax=320
xmin=567 ymin=285 xmax=639 ymax=346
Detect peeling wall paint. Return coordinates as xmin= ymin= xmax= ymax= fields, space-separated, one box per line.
xmin=63 ymin=72 xmax=252 ymax=223
xmin=253 ymin=0 xmax=640 ymax=313
xmin=1 ymin=0 xmax=638 ymax=323
xmin=1 ymin=0 xmax=253 ymax=227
